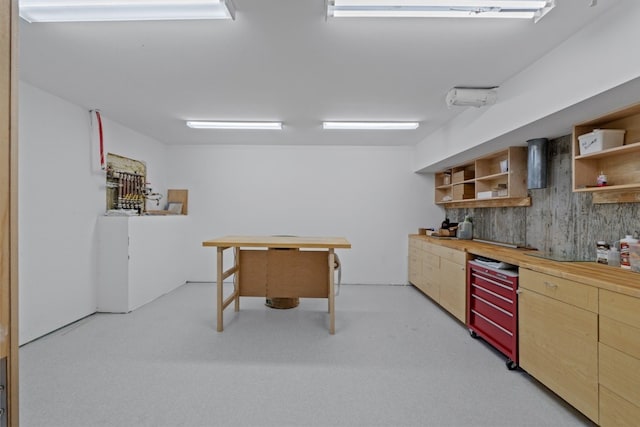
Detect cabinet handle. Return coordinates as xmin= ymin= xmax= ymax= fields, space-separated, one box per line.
xmin=544 ymin=281 xmax=558 ymax=289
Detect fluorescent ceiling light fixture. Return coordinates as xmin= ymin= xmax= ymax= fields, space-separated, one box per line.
xmin=323 ymin=121 xmax=419 ymax=130
xmin=327 ymin=0 xmax=555 ymax=21
xmin=186 ymin=121 xmax=282 ymax=130
xmin=19 ymin=0 xmax=235 ymax=23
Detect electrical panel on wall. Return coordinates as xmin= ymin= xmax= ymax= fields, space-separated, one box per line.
xmin=106 ymin=153 xmax=147 ymax=214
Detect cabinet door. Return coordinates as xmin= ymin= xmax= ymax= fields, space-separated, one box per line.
xmin=419 ymin=253 xmax=440 ymax=301
xmin=518 ymin=288 xmax=599 ymax=422
xmin=438 ymin=257 xmax=465 ymax=322
xmin=408 ymin=245 xmax=421 ymax=286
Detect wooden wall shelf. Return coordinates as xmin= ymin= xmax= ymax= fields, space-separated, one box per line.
xmin=440 ymin=197 xmax=532 ymax=209
xmin=573 ymin=103 xmax=640 ymax=204
xmin=435 ymin=147 xmax=528 ymax=208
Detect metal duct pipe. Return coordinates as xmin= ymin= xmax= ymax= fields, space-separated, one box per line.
xmin=527 ymin=138 xmax=548 ymax=189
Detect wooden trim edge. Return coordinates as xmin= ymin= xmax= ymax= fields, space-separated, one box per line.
xmin=441 ymin=197 xmax=531 ymax=209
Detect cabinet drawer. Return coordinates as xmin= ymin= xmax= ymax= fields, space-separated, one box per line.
xmin=421 ymin=241 xmax=440 ymax=256
xmin=421 ymin=242 xmax=466 ymax=265
xmin=427 ymin=244 xmax=467 ymax=265
xmin=468 ymin=308 xmax=514 ymax=358
xmin=469 ymin=271 xmax=516 ymax=303
xmin=600 ymin=316 xmax=640 ymax=360
xmin=433 ymin=245 xmax=467 ymax=265
xmin=470 ymin=280 xmax=515 ymax=313
xmin=409 ymin=237 xmax=422 ymax=250
xmin=600 ymin=385 xmax=640 ymax=427
xmin=409 ymin=252 xmax=421 ymax=268
xmin=599 ymin=343 xmax=640 ymax=408
xmin=409 ymin=246 xmax=421 ymax=262
xmin=600 ymin=289 xmax=640 ymax=330
xmin=519 ymin=269 xmax=598 ymax=313
xmin=470 ymin=293 xmax=514 ymax=333
xmin=408 ymin=258 xmax=421 ymax=286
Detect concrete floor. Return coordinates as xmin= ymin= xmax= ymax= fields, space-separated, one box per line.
xmin=20 ymin=283 xmax=594 ymax=426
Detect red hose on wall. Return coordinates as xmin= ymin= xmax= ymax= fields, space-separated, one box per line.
xmin=91 ymin=109 xmax=105 ymax=171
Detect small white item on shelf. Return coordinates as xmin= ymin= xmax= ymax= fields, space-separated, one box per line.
xmin=500 ymin=160 xmax=508 ymax=173
xmin=477 ymin=191 xmax=496 ymax=199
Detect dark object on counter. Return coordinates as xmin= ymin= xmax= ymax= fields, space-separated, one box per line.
xmin=441 ymin=218 xmax=458 ymax=228
xmin=527 ymin=138 xmax=548 ymax=189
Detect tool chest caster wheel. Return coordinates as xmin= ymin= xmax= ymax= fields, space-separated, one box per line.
xmin=469 ymin=329 xmax=478 ymax=338
xmin=506 ymin=359 xmax=518 ymax=370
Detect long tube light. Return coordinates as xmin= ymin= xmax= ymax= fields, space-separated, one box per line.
xmin=323 ymin=121 xmax=419 ymax=130
xmin=327 ymin=0 xmax=554 ymax=20
xmin=19 ymin=0 xmax=236 ymax=23
xmin=332 ymin=10 xmax=535 ymax=18
xmin=334 ymin=0 xmax=547 ymax=7
xmin=186 ymin=121 xmax=283 ymax=130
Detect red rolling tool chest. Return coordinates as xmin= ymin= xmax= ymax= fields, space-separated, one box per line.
xmin=467 ymin=259 xmax=519 ymax=370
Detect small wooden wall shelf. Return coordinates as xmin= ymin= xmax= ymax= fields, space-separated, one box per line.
xmin=573 ymin=102 xmax=640 ymax=204
xmin=435 ymin=147 xmax=530 ymax=208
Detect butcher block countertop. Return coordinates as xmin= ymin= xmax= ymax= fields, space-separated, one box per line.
xmin=411 ymin=235 xmax=640 ymax=298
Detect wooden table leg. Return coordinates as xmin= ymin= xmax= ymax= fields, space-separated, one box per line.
xmin=217 ymin=247 xmax=224 ymax=332
xmin=328 ymin=249 xmax=335 ymax=335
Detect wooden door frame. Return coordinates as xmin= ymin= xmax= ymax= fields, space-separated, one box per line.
xmin=1 ymin=0 xmax=19 ymax=425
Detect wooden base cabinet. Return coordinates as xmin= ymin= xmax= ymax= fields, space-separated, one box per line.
xmin=598 ymin=289 xmax=640 ymax=426
xmin=408 ymin=236 xmax=467 ymax=322
xmin=408 ymin=238 xmax=422 ymax=287
xmin=518 ymin=269 xmax=599 ymax=423
xmin=97 ymin=216 xmax=190 ymax=312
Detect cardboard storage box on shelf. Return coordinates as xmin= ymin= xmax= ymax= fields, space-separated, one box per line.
xmin=438 ymin=227 xmax=457 ymax=237
xmin=452 ymin=169 xmax=474 ymax=183
xmin=578 ymin=129 xmax=625 ymax=155
xmin=418 ymin=228 xmax=435 ymax=236
xmin=453 ymin=183 xmax=475 ymax=200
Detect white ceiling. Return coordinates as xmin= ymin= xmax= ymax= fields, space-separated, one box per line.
xmin=18 ymin=0 xmax=620 ymax=147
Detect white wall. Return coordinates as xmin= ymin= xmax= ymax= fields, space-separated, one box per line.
xmin=17 ymin=82 xmax=440 ymax=343
xmin=414 ymin=0 xmax=640 ymax=171
xmin=166 ymin=145 xmax=440 ymax=285
xmin=18 ymin=82 xmax=168 ymax=344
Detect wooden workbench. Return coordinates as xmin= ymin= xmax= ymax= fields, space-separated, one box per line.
xmin=410 ymin=235 xmax=640 ymax=298
xmin=202 ymin=235 xmax=351 ymax=334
